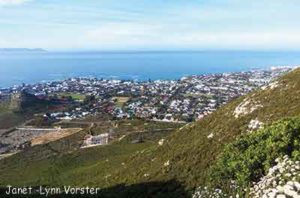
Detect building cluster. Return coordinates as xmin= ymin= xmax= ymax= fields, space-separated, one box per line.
xmin=0 ymin=67 xmax=293 ymax=122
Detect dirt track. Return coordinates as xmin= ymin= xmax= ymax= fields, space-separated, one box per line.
xmin=31 ymin=128 xmax=82 ymax=146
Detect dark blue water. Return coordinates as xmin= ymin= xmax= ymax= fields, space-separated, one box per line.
xmin=0 ymin=51 xmax=300 ymax=88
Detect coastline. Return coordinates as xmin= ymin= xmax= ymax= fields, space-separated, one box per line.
xmin=0 ymin=65 xmax=297 ymax=90
xmin=1 ymin=50 xmax=300 ymax=88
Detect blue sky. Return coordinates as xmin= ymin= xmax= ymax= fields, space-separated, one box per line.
xmin=0 ymin=0 xmax=300 ymax=50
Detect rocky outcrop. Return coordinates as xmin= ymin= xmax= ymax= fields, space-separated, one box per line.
xmin=233 ymin=98 xmax=263 ymax=118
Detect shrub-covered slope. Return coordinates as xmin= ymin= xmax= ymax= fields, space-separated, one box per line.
xmin=1 ymin=68 xmax=300 ymax=197
xmin=210 ymin=117 xmax=300 ymax=195
xmin=104 ymin=68 xmax=300 ymax=190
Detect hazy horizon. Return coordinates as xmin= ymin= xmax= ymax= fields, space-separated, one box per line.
xmin=0 ymin=50 xmax=299 ymax=88
xmin=1 ymin=0 xmax=300 ymax=51
xmin=3 ymin=48 xmax=300 ymax=53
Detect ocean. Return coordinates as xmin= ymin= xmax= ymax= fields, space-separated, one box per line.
xmin=0 ymin=51 xmax=300 ymax=88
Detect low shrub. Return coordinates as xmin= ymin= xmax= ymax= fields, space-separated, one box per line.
xmin=210 ymin=117 xmax=300 ymax=193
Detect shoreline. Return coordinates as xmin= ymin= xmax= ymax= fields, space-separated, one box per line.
xmin=0 ymin=65 xmax=297 ymax=90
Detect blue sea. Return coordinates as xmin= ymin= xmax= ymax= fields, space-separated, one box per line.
xmin=0 ymin=51 xmax=300 ymax=88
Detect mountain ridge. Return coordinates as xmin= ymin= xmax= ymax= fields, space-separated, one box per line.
xmin=0 ymin=48 xmax=46 ymax=53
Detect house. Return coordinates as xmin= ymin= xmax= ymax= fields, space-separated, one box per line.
xmin=82 ymin=133 xmax=110 ymax=148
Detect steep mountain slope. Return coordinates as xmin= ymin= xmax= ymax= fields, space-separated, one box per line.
xmin=105 ymin=68 xmax=300 ymax=190
xmin=1 ymin=68 xmax=300 ymax=197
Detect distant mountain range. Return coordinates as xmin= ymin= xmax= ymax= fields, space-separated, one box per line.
xmin=0 ymin=48 xmax=46 ymax=52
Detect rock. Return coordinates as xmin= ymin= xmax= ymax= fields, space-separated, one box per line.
xmin=233 ymin=98 xmax=263 ymax=118
xmin=158 ymin=138 xmax=165 ymax=146
xmin=164 ymin=160 xmax=170 ymax=167
xmin=207 ymin=133 xmax=214 ymax=139
xmin=269 ymin=81 xmax=279 ymax=89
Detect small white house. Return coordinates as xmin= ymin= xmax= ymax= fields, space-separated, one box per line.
xmin=82 ymin=133 xmax=110 ymax=147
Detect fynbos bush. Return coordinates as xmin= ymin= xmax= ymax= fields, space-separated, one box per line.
xmin=210 ymin=117 xmax=300 ymax=194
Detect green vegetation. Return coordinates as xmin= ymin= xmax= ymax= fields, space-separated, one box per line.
xmin=0 ymin=102 xmax=9 ymax=112
xmin=1 ymin=69 xmax=300 ymax=197
xmin=210 ymin=117 xmax=300 ymax=193
xmin=0 ymin=139 xmax=152 ymax=187
xmin=88 ymin=119 xmax=183 ymax=136
xmin=0 ymin=120 xmax=181 ymax=188
xmin=0 ymin=95 xmax=25 ymax=129
xmin=50 ymin=92 xmax=86 ymax=101
xmin=0 ymin=91 xmax=73 ymax=129
xmin=101 ymin=68 xmax=300 ymax=194
xmin=0 ymin=112 xmax=26 ymax=129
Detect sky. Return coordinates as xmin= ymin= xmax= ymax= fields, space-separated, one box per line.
xmin=0 ymin=0 xmax=300 ymax=51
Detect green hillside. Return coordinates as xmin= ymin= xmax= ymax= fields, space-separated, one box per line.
xmin=0 ymin=92 xmax=65 ymax=129
xmin=0 ymin=94 xmax=25 ymax=129
xmin=102 ymin=68 xmax=300 ymax=193
xmin=1 ymin=68 xmax=300 ymax=197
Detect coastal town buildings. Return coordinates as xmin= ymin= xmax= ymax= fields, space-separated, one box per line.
xmin=0 ymin=67 xmax=293 ymax=122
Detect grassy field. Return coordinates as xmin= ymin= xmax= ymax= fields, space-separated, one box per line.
xmin=50 ymin=92 xmax=86 ymax=101
xmin=113 ymin=97 xmax=130 ymax=107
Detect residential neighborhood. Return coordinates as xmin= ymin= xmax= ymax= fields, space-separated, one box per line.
xmin=0 ymin=67 xmax=293 ymax=123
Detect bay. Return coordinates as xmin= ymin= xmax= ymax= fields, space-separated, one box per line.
xmin=0 ymin=51 xmax=300 ymax=88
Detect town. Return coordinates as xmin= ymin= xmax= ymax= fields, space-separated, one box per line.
xmin=0 ymin=66 xmax=293 ymax=123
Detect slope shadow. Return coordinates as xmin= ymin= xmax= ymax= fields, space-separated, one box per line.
xmin=99 ymin=180 xmax=190 ymax=198
xmin=0 ymin=180 xmax=190 ymax=198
